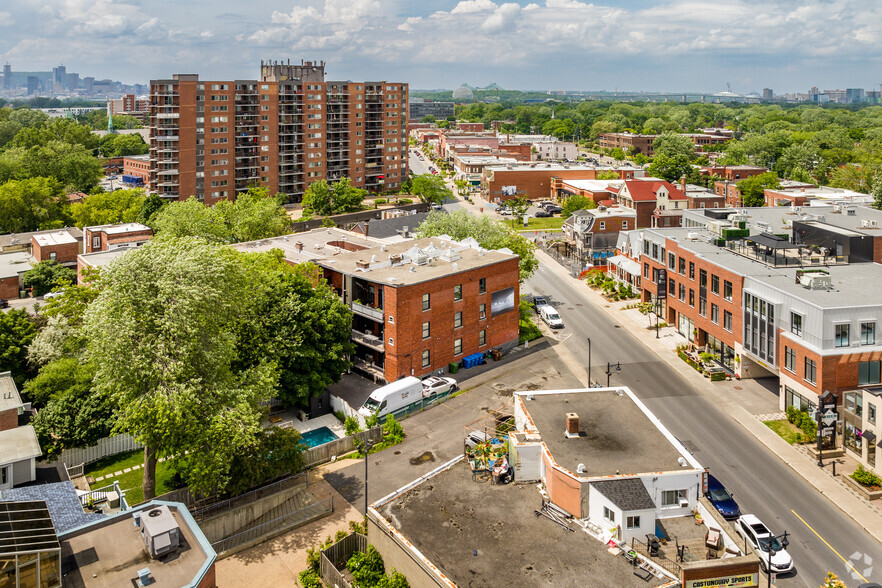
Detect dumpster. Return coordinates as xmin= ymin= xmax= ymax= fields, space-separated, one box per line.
xmin=461 ymin=353 xmax=485 ymax=369
xmin=449 ymin=362 xmax=459 ymax=374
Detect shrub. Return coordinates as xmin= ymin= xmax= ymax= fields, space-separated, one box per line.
xmin=395 ymin=198 xmax=413 ymax=205
xmin=699 ymin=352 xmax=716 ymax=363
xmin=786 ymin=406 xmax=800 ymax=424
xmin=710 ymin=372 xmax=726 ymax=382
xmin=383 ymin=415 xmax=405 ymax=444
xmin=375 ymin=198 xmax=388 ymax=205
xmin=852 ymin=465 xmax=882 ymax=487
xmin=348 ymin=546 xmax=386 ymax=586
xmin=798 ymin=413 xmax=816 ymax=440
xmin=345 ymin=416 xmax=362 ymax=436
xmin=298 ymin=569 xmax=322 ymax=588
xmin=365 ymin=413 xmax=379 ymax=429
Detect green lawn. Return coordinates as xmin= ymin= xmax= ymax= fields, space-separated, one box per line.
xmin=84 ymin=449 xmax=180 ymax=505
xmin=512 ymin=217 xmax=565 ymax=231
xmin=763 ymin=419 xmax=803 ymax=445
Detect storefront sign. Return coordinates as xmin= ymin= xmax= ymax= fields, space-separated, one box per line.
xmin=685 ymin=573 xmax=758 ymax=588
xmin=656 ymin=268 xmax=667 ymax=299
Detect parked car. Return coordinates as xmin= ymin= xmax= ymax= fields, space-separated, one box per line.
xmin=735 ymin=514 xmax=794 ymax=574
xmin=704 ymin=474 xmax=740 ymax=519
xmin=531 ymin=295 xmax=548 ymax=310
xmin=539 ymin=305 xmax=564 ymax=329
xmin=534 ymin=210 xmax=552 ymax=218
xmin=0 ymin=299 xmax=8 ymax=309
xmin=422 ymin=376 xmax=457 ymax=396
xmin=544 ymin=205 xmax=563 ymax=214
xmin=431 ymin=203 xmax=443 ymax=211
xmin=43 ymin=291 xmax=63 ymax=299
xmin=359 ymin=377 xmax=423 ymax=420
xmin=498 ymin=207 xmax=513 ymax=215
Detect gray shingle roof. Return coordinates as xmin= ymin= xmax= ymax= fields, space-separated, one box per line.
xmin=1 ymin=482 xmax=104 ymax=534
xmin=591 ymin=478 xmax=655 ymax=511
xmin=363 ymin=212 xmax=430 ymax=239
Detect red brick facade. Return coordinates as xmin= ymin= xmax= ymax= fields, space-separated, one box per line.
xmin=0 ymin=407 xmax=18 ymax=432
xmin=31 ymin=235 xmax=79 ymax=264
xmin=0 ymin=276 xmax=18 ymax=300
xmin=123 ymin=156 xmax=151 ymax=184
xmin=484 ymin=167 xmax=637 ymax=202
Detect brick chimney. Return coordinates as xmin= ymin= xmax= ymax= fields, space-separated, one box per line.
xmin=566 ymin=412 xmax=579 ymax=436
xmin=680 ymin=175 xmax=687 ymax=193
xmin=294 ymin=241 xmax=303 ymax=252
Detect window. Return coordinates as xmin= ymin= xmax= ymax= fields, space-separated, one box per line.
xmin=862 ymin=322 xmax=876 ymax=345
xmin=454 ymin=284 xmax=462 ymax=301
xmin=422 ymin=322 xmax=430 ymax=340
xmin=689 ymin=289 xmax=695 ymax=307
xmin=661 ymin=489 xmax=687 ymax=507
xmin=92 ymin=236 xmax=101 ymax=249
xmin=668 ymin=252 xmax=676 ymax=270
xmin=454 ymin=338 xmax=463 ymax=356
xmin=626 ymin=516 xmax=641 ymax=529
xmin=805 ymin=357 xmax=817 ymax=385
xmin=790 ymin=312 xmax=803 ymax=336
xmin=622 ymin=220 xmax=629 ymax=230
xmin=711 ymin=304 xmax=719 ymax=324
xmin=871 ymin=403 xmax=877 ymax=425
xmin=479 ymin=330 xmax=486 ymax=346
xmin=689 ymin=262 xmax=695 ymax=280
xmin=49 ymin=251 xmax=56 ymax=261
xmin=0 ymin=465 xmax=7 ymax=486
xmin=678 ymin=284 xmax=685 ymax=302
xmin=723 ymin=280 xmax=733 ymax=301
xmin=835 ymin=324 xmax=850 ymax=347
xmin=599 ymin=221 xmax=606 ymax=230
xmin=678 ymin=257 xmax=686 ymax=275
xmin=699 ymin=297 xmax=706 ymax=316
xmin=479 ymin=303 xmax=486 ymax=319
xmin=422 ymin=293 xmax=430 ymax=310
xmin=603 ymin=506 xmax=615 ymax=522
xmin=860 ymin=361 xmax=882 ymax=386
xmin=784 ymin=346 xmax=795 ymax=372
xmin=454 ymin=311 xmax=463 ymax=328
xmin=723 ymin=310 xmax=733 ymax=332
xmin=422 ymin=349 xmax=430 ymax=368
xmin=388 ymin=337 xmax=394 ymax=346
xmin=479 ymin=278 xmax=486 ymax=294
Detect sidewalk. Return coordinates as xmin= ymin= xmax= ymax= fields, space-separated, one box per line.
xmin=535 ymin=248 xmax=882 ymax=545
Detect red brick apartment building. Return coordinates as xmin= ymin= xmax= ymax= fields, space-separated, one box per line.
xmin=456 ymin=122 xmax=485 ymax=133
xmin=148 ymin=60 xmax=408 ymax=205
xmin=701 ymin=165 xmax=767 ymax=181
xmin=318 ymin=238 xmax=521 ymax=383
xmin=122 ymin=154 xmax=150 ymax=185
xmin=0 ymin=230 xmax=82 ymax=299
xmin=83 ymin=223 xmax=153 ymax=253
xmin=600 ymin=132 xmax=730 ymax=156
xmin=615 ymin=180 xmax=687 ymax=228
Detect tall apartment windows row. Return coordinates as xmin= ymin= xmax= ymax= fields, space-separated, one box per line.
xmin=805 ymin=358 xmax=817 ymax=385
xmin=743 ymin=293 xmax=775 ymax=363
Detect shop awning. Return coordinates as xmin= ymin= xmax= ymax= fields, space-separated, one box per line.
xmin=607 ymin=255 xmax=641 ymax=276
xmin=863 ymin=430 xmax=877 ymax=444
xmin=746 ymin=234 xmax=801 ymax=250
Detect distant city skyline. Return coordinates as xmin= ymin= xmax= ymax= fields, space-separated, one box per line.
xmin=1 ymin=0 xmax=881 ymax=94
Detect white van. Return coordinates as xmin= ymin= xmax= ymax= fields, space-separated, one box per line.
xmin=539 ymin=305 xmax=564 ymax=329
xmin=358 ymin=376 xmax=423 ymax=419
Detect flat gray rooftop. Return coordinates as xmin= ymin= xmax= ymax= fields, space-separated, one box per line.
xmin=0 ymin=251 xmax=32 ymax=279
xmin=524 ymin=390 xmax=687 ymax=477
xmin=0 ymin=372 xmax=22 ymax=412
xmin=77 ymin=249 xmax=130 ymax=269
xmin=232 ymin=228 xmax=385 ymax=265
xmin=376 ymin=460 xmax=665 ymax=587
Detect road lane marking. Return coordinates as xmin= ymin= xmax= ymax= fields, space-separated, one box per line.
xmin=791 ymin=508 xmax=868 ymax=583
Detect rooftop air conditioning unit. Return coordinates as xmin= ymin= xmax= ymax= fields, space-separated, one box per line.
xmin=141 ymin=505 xmax=181 ymax=559
xmin=687 ymin=232 xmax=700 ymax=241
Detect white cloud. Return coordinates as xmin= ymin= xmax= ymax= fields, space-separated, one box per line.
xmin=450 ymin=0 xmax=498 ymax=14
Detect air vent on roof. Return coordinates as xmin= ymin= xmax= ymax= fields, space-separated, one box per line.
xmin=140 ymin=505 xmax=180 ymax=559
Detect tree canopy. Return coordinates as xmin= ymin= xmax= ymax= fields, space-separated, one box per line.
xmin=302 ymin=178 xmax=366 ymax=216
xmin=409 ymin=174 xmax=452 ymax=204
xmin=647 ymin=133 xmax=696 ymax=183
xmin=0 ymin=177 xmax=70 ymax=233
xmin=0 ymin=309 xmax=37 ymax=388
xmin=69 ymin=188 xmax=146 ymax=228
xmin=415 ymin=210 xmax=537 ymax=281
xmin=736 ymin=172 xmax=781 ymax=207
xmin=22 ymin=260 xmax=77 ymax=297
xmin=562 ymin=195 xmax=596 ymax=219
xmin=98 ymin=133 xmax=149 ymax=157
xmin=149 ymin=188 xmax=290 ymax=243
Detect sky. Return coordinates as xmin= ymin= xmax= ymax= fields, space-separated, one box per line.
xmin=1 ymin=0 xmax=881 ymax=94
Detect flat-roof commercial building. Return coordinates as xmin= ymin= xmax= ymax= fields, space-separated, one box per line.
xmin=629 ymin=205 xmax=882 ymax=475
xmin=149 ymin=60 xmax=407 ymax=205
xmin=482 ymin=162 xmax=643 ymax=202
xmin=369 ymin=387 xmax=759 ymax=587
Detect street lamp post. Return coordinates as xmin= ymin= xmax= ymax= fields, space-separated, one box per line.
xmin=606 ymin=362 xmax=621 ymax=387
xmin=587 ymin=337 xmax=592 ymax=386
xmin=361 ymin=439 xmax=374 ymax=515
xmin=765 ymin=531 xmax=789 ymax=588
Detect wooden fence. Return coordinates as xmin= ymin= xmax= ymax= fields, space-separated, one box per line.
xmin=303 ymin=427 xmax=383 ymax=468
xmin=49 ymin=434 xmax=143 ymax=468
xmin=320 ymin=532 xmax=369 ymax=588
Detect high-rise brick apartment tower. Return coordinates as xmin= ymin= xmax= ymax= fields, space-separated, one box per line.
xmin=148 ymin=60 xmax=408 ymax=205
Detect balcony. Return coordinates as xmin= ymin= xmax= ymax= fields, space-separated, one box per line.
xmin=352 ymin=329 xmax=385 ymax=352
xmin=350 ymin=301 xmax=384 ymax=322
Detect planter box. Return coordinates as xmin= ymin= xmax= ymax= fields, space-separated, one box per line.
xmin=842 ymin=473 xmax=882 ymax=501
xmin=806 ymin=446 xmax=845 ymax=460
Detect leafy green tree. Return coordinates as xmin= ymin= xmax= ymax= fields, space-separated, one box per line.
xmin=9 ymin=117 xmax=99 ymax=151
xmin=596 ymin=170 xmax=621 ymax=180
xmin=0 ymin=309 xmax=37 ymax=387
xmin=28 ymin=277 xmax=101 ymax=366
xmin=416 ymin=210 xmax=537 ymax=281
xmin=84 ymin=112 xmax=142 ymax=131
xmin=234 ymin=255 xmax=353 ymax=407
xmin=69 ymin=188 xmax=146 ymax=228
xmin=27 ymin=359 xmax=115 ymax=455
xmin=84 ymin=238 xmax=278 ymax=497
xmin=149 ymin=189 xmax=289 ymax=243
xmin=301 ymin=178 xmax=366 ymax=216
xmin=736 ymin=172 xmax=780 ymax=207
xmin=137 ymin=193 xmax=168 ymax=224
xmin=872 ymin=176 xmax=882 ymax=211
xmin=210 ymin=427 xmax=304 ymax=496
xmin=0 ymin=141 xmax=103 ymax=191
xmin=420 ymin=115 xmax=436 ymax=123
xmin=410 ymin=174 xmax=452 ymax=204
xmin=98 ymin=133 xmax=149 ymax=157
xmin=0 ymin=177 xmax=70 ymax=232
xmin=22 ymin=261 xmax=77 ymax=297
xmin=647 ymin=133 xmax=696 ymax=182
xmin=562 ymin=195 xmax=596 ymax=218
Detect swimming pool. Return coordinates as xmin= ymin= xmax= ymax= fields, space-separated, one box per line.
xmin=300 ymin=426 xmax=340 ymax=448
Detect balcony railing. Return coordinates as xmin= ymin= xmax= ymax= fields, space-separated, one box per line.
xmin=350 ymin=301 xmax=383 ymax=322
xmin=351 ymin=330 xmax=385 ymax=352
